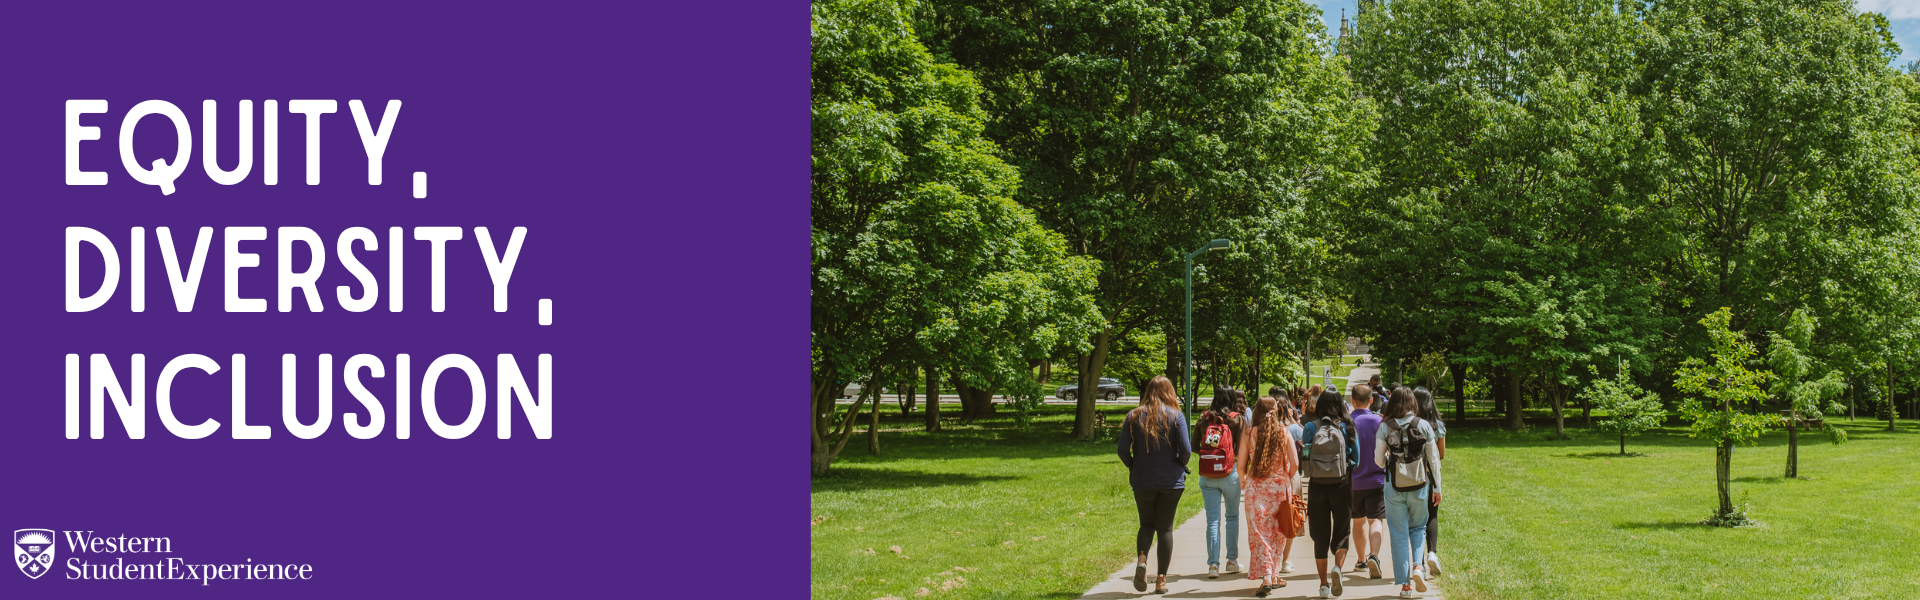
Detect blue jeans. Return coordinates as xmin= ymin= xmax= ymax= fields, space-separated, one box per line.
xmin=1383 ymin=486 xmax=1431 ymax=585
xmin=1198 ymin=473 xmax=1241 ymax=566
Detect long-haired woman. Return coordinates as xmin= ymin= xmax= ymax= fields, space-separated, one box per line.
xmin=1194 ymin=390 xmax=1246 ymax=579
xmin=1268 ymin=387 xmax=1303 ymax=575
xmin=1413 ymin=387 xmax=1448 ymax=577
xmin=1236 ymin=396 xmax=1298 ymax=597
xmin=1376 ymin=387 xmax=1442 ymax=597
xmin=1118 ymin=375 xmax=1191 ymax=594
xmin=1300 ymin=390 xmax=1359 ymax=598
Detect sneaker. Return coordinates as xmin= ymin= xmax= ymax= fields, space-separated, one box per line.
xmin=1366 ymin=555 xmax=1381 ymax=579
xmin=1133 ymin=563 xmax=1147 ymax=592
xmin=1328 ymin=570 xmax=1344 ymax=596
xmin=1412 ymin=566 xmax=1428 ymax=592
xmin=1399 ymin=584 xmax=1417 ymax=598
xmin=1426 ymin=551 xmax=1442 ymax=577
xmin=1208 ymin=564 xmax=1220 ymax=579
xmin=1281 ymin=560 xmax=1294 ymax=573
xmin=1226 ymin=559 xmax=1241 ymax=574
xmin=1318 ymin=585 xmax=1332 ymax=598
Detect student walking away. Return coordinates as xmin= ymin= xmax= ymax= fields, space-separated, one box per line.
xmin=1118 ymin=375 xmax=1191 ymax=594
xmin=1376 ymin=387 xmax=1443 ymax=598
xmin=1347 ymin=385 xmax=1387 ymax=579
xmin=1300 ymin=390 xmax=1359 ymax=598
xmin=1193 ymin=391 xmax=1246 ymax=579
xmin=1413 ymin=388 xmax=1447 ymax=577
xmin=1273 ymin=392 xmax=1305 ymax=574
xmin=1236 ymin=396 xmax=1299 ymax=597
xmin=1232 ymin=390 xmax=1254 ymax=452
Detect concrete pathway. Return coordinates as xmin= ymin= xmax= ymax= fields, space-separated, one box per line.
xmin=1077 ymin=487 xmax=1445 ymax=599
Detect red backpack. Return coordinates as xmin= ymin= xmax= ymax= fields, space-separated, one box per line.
xmin=1196 ymin=412 xmax=1237 ymax=478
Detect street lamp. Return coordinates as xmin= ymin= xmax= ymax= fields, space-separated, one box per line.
xmin=1184 ymin=238 xmax=1231 ymax=423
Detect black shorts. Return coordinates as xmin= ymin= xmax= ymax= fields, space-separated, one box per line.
xmin=1351 ymin=486 xmax=1386 ymax=520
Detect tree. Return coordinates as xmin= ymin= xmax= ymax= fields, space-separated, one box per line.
xmin=810 ymin=0 xmax=1102 ymax=475
xmin=1643 ymin=0 xmax=1920 ymax=362
xmin=1765 ymin=309 xmax=1849 ymax=478
xmin=920 ymin=0 xmax=1375 ymax=439
xmin=1673 ymin=307 xmax=1775 ymax=526
xmin=1344 ymin=0 xmax=1672 ymax=434
xmin=1582 ymin=363 xmax=1665 ymax=455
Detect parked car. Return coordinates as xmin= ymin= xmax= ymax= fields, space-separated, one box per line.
xmin=837 ymin=379 xmax=888 ymax=398
xmin=1055 ymin=378 xmax=1125 ymax=401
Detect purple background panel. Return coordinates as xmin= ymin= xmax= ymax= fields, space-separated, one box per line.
xmin=0 ymin=2 xmax=807 ymax=597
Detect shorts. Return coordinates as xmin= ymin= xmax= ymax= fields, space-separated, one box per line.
xmin=1351 ymin=486 xmax=1386 ymax=520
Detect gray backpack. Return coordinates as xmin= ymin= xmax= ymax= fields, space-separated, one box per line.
xmin=1307 ymin=417 xmax=1349 ymax=484
xmin=1384 ymin=417 xmax=1432 ymax=492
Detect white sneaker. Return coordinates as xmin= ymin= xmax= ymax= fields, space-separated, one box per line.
xmin=1412 ymin=566 xmax=1428 ymax=592
xmin=1399 ymin=586 xmax=1417 ymax=598
xmin=1366 ymin=555 xmax=1381 ymax=579
xmin=1328 ymin=570 xmax=1343 ymax=596
xmin=1281 ymin=560 xmax=1294 ymax=573
xmin=1426 ymin=551 xmax=1442 ymax=577
xmin=1226 ymin=559 xmax=1241 ymax=574
xmin=1318 ymin=585 xmax=1332 ymax=598
xmin=1208 ymin=564 xmax=1220 ymax=579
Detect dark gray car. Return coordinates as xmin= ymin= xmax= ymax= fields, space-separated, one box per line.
xmin=1055 ymin=378 xmax=1125 ymax=401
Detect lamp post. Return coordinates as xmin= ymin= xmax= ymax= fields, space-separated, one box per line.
xmin=1184 ymin=238 xmax=1231 ymax=423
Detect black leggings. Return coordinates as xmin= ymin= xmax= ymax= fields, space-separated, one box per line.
xmin=1133 ymin=488 xmax=1184 ymax=574
xmin=1307 ymin=481 xmax=1352 ymax=560
xmin=1426 ymin=496 xmax=1440 ymax=551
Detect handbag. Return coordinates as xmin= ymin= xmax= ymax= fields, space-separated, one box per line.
xmin=1276 ymin=488 xmax=1307 ymax=538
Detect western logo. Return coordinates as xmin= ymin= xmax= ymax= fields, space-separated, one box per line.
xmin=13 ymin=529 xmax=55 ymax=579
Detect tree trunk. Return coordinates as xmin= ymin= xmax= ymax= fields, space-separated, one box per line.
xmin=1581 ymin=389 xmax=1592 ymax=426
xmin=1784 ymin=412 xmax=1798 ymax=478
xmin=1890 ymin=362 xmax=1898 ymax=433
xmin=1550 ymin=383 xmax=1566 ymax=438
xmin=867 ymin=380 xmax=882 ymax=455
xmin=1619 ymin=433 xmax=1626 ymax=455
xmin=923 ymin=367 xmax=941 ymax=432
xmin=1502 ymin=368 xmax=1524 ymax=431
xmin=1451 ymin=359 xmax=1467 ymax=423
xmin=952 ymin=375 xmax=998 ymax=420
xmin=1039 ymin=360 xmax=1051 ymax=387
xmin=902 ymin=380 xmax=916 ymax=416
xmin=1715 ymin=440 xmax=1734 ymax=518
xmin=1073 ymin=329 xmax=1112 ymax=440
xmin=812 ymin=384 xmax=873 ymax=477
xmin=1251 ymin=346 xmax=1263 ymax=396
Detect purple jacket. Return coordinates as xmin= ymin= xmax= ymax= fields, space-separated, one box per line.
xmin=1350 ymin=408 xmax=1387 ymax=490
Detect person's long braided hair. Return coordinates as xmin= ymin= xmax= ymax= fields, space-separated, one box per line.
xmin=1247 ymin=396 xmax=1289 ymax=479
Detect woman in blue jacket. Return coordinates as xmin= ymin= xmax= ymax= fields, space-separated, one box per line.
xmin=1118 ymin=375 xmax=1190 ymax=594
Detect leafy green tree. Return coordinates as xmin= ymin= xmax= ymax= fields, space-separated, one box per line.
xmin=919 ymin=0 xmax=1375 ymax=438
xmin=811 ymin=0 xmax=1102 ymax=475
xmin=1673 ymin=307 xmax=1775 ymax=526
xmin=1345 ymin=0 xmax=1670 ymax=432
xmin=1642 ymin=0 xmax=1920 ymax=358
xmin=1581 ymin=363 xmax=1665 ymax=455
xmin=1765 ymin=309 xmax=1849 ymax=478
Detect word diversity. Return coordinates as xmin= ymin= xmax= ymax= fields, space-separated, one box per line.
xmin=55 ymin=100 xmax=554 ymax=441
xmin=55 ymin=531 xmax=311 ymax=585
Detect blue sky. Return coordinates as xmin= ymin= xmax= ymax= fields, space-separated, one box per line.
xmin=1308 ymin=0 xmax=1920 ymax=67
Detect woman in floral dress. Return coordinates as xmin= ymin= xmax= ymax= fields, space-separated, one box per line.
xmin=1236 ymin=395 xmax=1299 ymax=597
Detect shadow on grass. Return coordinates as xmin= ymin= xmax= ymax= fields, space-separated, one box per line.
xmin=811 ymin=467 xmax=1024 ymax=491
xmin=1560 ymin=451 xmax=1651 ymax=459
xmin=1615 ymin=520 xmax=1713 ymax=531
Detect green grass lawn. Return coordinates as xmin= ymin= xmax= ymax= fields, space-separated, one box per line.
xmin=811 ymin=405 xmax=1202 ymax=600
xmin=1441 ymin=417 xmax=1920 ymax=600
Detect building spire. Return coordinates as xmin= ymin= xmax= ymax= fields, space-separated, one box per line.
xmin=1339 ymin=8 xmax=1349 ymax=52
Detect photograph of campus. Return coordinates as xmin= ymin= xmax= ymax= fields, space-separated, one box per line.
xmin=811 ymin=0 xmax=1920 ymax=598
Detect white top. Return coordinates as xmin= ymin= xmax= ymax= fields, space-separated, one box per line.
xmin=1373 ymin=414 xmax=1442 ymax=493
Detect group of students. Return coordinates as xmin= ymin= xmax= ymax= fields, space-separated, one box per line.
xmin=1117 ymin=373 xmax=1447 ymax=599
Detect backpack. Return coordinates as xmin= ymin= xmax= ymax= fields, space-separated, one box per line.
xmin=1196 ymin=412 xmax=1237 ymax=478
xmin=1384 ymin=416 xmax=1432 ymax=492
xmin=1306 ymin=417 xmax=1349 ymax=484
